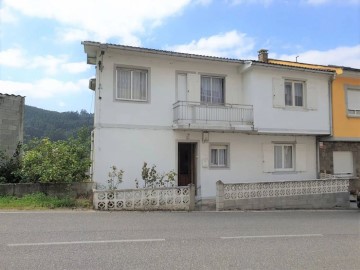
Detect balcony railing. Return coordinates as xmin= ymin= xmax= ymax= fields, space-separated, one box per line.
xmin=173 ymin=101 xmax=253 ymax=130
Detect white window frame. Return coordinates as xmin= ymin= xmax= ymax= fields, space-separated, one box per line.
xmin=284 ymin=80 xmax=305 ymax=107
xmin=115 ymin=67 xmax=148 ymax=102
xmin=345 ymin=85 xmax=360 ymax=117
xmin=201 ymin=75 xmax=225 ymax=105
xmin=274 ymin=144 xmax=294 ymax=171
xmin=210 ymin=144 xmax=229 ymax=168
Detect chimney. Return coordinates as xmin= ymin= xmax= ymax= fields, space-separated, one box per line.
xmin=258 ymin=49 xmax=268 ymax=63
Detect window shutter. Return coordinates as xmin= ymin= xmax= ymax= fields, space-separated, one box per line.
xmin=272 ymin=78 xmax=285 ymax=108
xmin=187 ymin=73 xmax=200 ymax=102
xmin=347 ymin=89 xmax=360 ymax=110
xmin=295 ymin=144 xmax=307 ymax=172
xmin=263 ymin=144 xmax=274 ymax=172
xmin=306 ymin=81 xmax=318 ymax=110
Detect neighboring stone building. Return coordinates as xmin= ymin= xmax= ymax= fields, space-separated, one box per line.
xmin=0 ymin=93 xmax=25 ymax=156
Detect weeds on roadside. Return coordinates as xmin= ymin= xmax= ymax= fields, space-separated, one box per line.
xmin=0 ymin=193 xmax=91 ymax=209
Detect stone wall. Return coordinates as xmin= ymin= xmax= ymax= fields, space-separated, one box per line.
xmin=319 ymin=141 xmax=360 ymax=178
xmin=0 ymin=94 xmax=24 ymax=155
xmin=0 ymin=182 xmax=94 ymax=198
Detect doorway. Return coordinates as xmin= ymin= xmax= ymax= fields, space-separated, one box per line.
xmin=178 ymin=143 xmax=196 ymax=187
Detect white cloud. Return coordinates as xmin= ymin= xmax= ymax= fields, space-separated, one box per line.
xmin=3 ymin=0 xmax=193 ymax=45
xmin=305 ymin=0 xmax=360 ymax=5
xmin=0 ymin=7 xmax=18 ymax=23
xmin=0 ymin=78 xmax=88 ymax=98
xmin=167 ymin=30 xmax=255 ymax=59
xmin=0 ymin=48 xmax=27 ymax=67
xmin=59 ymin=28 xmax=90 ymax=43
xmin=195 ymin=0 xmax=213 ymax=5
xmin=59 ymin=101 xmax=66 ymax=107
xmin=61 ymin=62 xmax=90 ymax=74
xmin=228 ymin=0 xmax=274 ymax=6
xmin=275 ymin=45 xmax=360 ymax=68
xmin=0 ymin=47 xmax=90 ymax=74
xmin=30 ymin=55 xmax=68 ymax=75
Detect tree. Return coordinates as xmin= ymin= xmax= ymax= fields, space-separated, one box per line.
xmin=0 ymin=143 xmax=22 ymax=183
xmin=20 ymin=130 xmax=91 ymax=183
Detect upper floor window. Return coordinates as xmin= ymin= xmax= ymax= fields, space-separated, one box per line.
xmin=285 ymin=80 xmax=304 ymax=107
xmin=201 ymin=76 xmax=224 ymax=104
xmin=116 ymin=67 xmax=147 ymax=101
xmin=346 ymin=86 xmax=360 ymax=117
xmin=273 ymin=78 xmax=317 ymax=110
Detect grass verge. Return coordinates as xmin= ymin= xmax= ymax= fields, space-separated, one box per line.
xmin=0 ymin=193 xmax=92 ymax=210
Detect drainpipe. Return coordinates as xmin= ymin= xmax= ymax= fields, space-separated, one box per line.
xmin=328 ymin=75 xmax=335 ymax=138
xmin=317 ymin=75 xmax=334 ymax=178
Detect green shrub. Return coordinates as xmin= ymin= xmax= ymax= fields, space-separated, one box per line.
xmin=20 ymin=136 xmax=91 ymax=183
xmin=135 ymin=162 xmax=176 ymax=188
xmin=0 ymin=142 xmax=22 ymax=183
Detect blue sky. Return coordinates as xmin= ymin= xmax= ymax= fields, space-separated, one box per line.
xmin=1 ymin=0 xmax=359 ymax=112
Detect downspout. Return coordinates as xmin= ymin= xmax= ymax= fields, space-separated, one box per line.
xmin=328 ymin=74 xmax=335 ymax=138
xmin=316 ymin=74 xmax=334 ymax=178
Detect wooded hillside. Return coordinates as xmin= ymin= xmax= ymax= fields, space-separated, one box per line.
xmin=24 ymin=105 xmax=93 ymax=142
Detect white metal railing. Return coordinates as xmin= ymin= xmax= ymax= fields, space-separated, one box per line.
xmin=173 ymin=101 xmax=253 ymax=126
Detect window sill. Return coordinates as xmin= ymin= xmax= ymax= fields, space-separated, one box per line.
xmin=114 ymin=98 xmax=148 ymax=103
xmin=209 ymin=165 xmax=230 ymax=170
xmin=270 ymin=171 xmax=301 ymax=175
xmin=347 ymin=114 xmax=360 ymax=118
xmin=283 ymin=106 xmax=308 ymax=112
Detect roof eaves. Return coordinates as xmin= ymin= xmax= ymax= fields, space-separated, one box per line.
xmin=251 ymin=60 xmax=335 ymax=74
xmin=82 ymin=41 xmax=246 ymax=64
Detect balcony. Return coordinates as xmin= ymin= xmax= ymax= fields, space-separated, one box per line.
xmin=173 ymin=101 xmax=254 ymax=131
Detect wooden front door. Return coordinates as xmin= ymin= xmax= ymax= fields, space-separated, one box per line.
xmin=178 ymin=143 xmax=196 ymax=187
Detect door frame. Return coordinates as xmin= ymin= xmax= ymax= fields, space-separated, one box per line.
xmin=176 ymin=140 xmax=199 ymax=194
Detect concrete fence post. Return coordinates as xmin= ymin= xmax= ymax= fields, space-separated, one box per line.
xmin=216 ymin=180 xmax=224 ymax=211
xmin=189 ymin=184 xmax=195 ymax=211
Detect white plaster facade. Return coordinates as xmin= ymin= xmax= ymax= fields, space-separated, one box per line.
xmin=83 ymin=42 xmax=333 ymax=200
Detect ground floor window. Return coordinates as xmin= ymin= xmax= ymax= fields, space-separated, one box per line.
xmin=274 ymin=144 xmax=294 ymax=171
xmin=263 ymin=143 xmax=306 ymax=173
xmin=210 ymin=144 xmax=229 ymax=168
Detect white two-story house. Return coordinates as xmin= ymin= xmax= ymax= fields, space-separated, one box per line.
xmin=82 ymin=43 xmax=334 ymax=206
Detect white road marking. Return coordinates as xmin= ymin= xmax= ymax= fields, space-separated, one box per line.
xmin=8 ymin=238 xmax=165 ymax=247
xmin=221 ymin=234 xmax=323 ymax=239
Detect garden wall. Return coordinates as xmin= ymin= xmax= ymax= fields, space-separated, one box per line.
xmin=0 ymin=182 xmax=94 ymax=198
xmin=93 ymin=184 xmax=195 ymax=211
xmin=216 ymin=178 xmax=355 ymax=211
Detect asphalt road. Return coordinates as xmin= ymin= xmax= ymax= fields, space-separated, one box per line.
xmin=0 ymin=210 xmax=359 ymax=270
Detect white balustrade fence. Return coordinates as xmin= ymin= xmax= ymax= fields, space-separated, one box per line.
xmin=93 ymin=185 xmax=195 ymax=211
xmin=223 ymin=179 xmax=348 ymax=200
xmin=216 ymin=178 xmax=350 ymax=211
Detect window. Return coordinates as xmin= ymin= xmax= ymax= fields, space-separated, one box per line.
xmin=346 ymin=86 xmax=360 ymax=116
xmin=201 ymin=76 xmax=224 ymax=104
xmin=263 ymin=143 xmax=306 ymax=173
xmin=274 ymin=144 xmax=294 ymax=171
xmin=285 ymin=80 xmax=304 ymax=107
xmin=210 ymin=145 xmax=228 ymax=167
xmin=116 ymin=68 xmax=148 ymax=101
